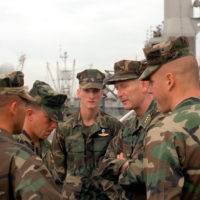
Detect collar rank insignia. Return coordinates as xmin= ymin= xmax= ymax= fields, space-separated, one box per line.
xmin=98 ymin=129 xmax=109 ymax=137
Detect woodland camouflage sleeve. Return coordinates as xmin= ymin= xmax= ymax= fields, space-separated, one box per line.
xmin=143 ymin=124 xmax=184 ymax=200
xmin=44 ymin=142 xmax=63 ymax=185
xmin=51 ymin=127 xmax=67 ymax=182
xmin=119 ymin=111 xmax=166 ymax=187
xmin=12 ymin=149 xmax=63 ymax=199
xmin=118 ymin=158 xmax=144 ymax=187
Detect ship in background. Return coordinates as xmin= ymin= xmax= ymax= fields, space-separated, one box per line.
xmin=46 ymin=51 xmax=129 ymax=120
xmin=145 ymin=0 xmax=200 ymax=57
xmin=0 ymin=0 xmax=199 ymax=121
xmin=46 ymin=0 xmax=200 ymax=120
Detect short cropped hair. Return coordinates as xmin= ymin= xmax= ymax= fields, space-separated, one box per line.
xmin=0 ymin=95 xmax=24 ymax=109
xmin=26 ymin=101 xmax=41 ymax=110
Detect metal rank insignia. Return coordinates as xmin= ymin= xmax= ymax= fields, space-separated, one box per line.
xmin=98 ymin=129 xmax=109 ymax=137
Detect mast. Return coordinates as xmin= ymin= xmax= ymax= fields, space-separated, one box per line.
xmin=46 ymin=62 xmax=57 ymax=91
xmin=56 ymin=61 xmax=61 ymax=92
xmin=58 ymin=51 xmax=73 ymax=99
xmin=17 ymin=54 xmax=26 ymax=71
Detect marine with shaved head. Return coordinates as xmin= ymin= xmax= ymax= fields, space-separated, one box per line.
xmin=139 ymin=36 xmax=200 ymax=200
xmin=147 ymin=54 xmax=199 ymax=113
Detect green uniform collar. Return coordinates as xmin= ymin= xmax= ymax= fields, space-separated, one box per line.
xmin=72 ymin=110 xmax=109 ymax=130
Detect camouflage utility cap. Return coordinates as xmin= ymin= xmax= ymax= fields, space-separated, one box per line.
xmin=139 ymin=36 xmax=193 ymax=80
xmin=106 ymin=60 xmax=147 ymax=84
xmin=77 ymin=69 xmax=105 ymax=89
xmin=29 ymin=80 xmax=67 ymax=122
xmin=0 ymin=71 xmax=33 ymax=101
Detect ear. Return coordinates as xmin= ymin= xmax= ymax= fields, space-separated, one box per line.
xmin=140 ymin=81 xmax=149 ymax=92
xmin=100 ymin=89 xmax=104 ymax=97
xmin=77 ymin=89 xmax=81 ymax=98
xmin=9 ymin=101 xmax=17 ymax=116
xmin=26 ymin=108 xmax=33 ymax=121
xmin=165 ymin=73 xmax=175 ymax=91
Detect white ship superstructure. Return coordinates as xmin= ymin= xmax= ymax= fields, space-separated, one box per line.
xmin=146 ymin=0 xmax=200 ymax=57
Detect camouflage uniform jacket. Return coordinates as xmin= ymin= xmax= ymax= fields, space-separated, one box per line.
xmin=0 ymin=128 xmax=63 ymax=199
xmin=52 ymin=110 xmax=123 ymax=200
xmin=100 ymin=100 xmax=165 ymax=199
xmin=14 ymin=130 xmax=60 ymax=184
xmin=142 ymin=97 xmax=200 ymax=200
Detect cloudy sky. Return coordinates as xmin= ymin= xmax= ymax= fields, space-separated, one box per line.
xmin=0 ymin=0 xmax=199 ymax=91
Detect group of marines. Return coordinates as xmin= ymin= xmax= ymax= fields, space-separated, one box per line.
xmin=0 ymin=36 xmax=200 ymax=200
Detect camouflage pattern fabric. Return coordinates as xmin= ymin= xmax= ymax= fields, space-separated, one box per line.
xmin=0 ymin=71 xmax=33 ymax=101
xmin=0 ymin=128 xmax=63 ymax=199
xmin=77 ymin=69 xmax=105 ymax=89
xmin=62 ymin=102 xmax=71 ymax=120
xmin=106 ymin=60 xmax=147 ymax=85
xmin=52 ymin=110 xmax=123 ymax=200
xmin=141 ymin=97 xmax=200 ymax=200
xmin=139 ymin=36 xmax=193 ymax=80
xmin=100 ymin=100 xmax=165 ymax=200
xmin=29 ymin=80 xmax=67 ymax=122
xmin=13 ymin=130 xmax=61 ymax=185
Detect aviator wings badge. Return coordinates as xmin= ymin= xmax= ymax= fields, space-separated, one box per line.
xmin=98 ymin=129 xmax=109 ymax=137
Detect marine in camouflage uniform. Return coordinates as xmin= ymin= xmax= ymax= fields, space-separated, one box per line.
xmin=14 ymin=130 xmax=57 ymax=178
xmin=52 ymin=69 xmax=123 ymax=200
xmin=14 ymin=80 xmax=67 ymax=186
xmin=0 ymin=71 xmax=63 ymax=199
xmin=138 ymin=36 xmax=200 ymax=199
xmin=99 ymin=60 xmax=165 ymax=200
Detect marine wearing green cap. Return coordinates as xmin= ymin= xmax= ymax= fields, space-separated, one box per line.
xmin=139 ymin=36 xmax=192 ymax=80
xmin=0 ymin=71 xmax=33 ymax=101
xmin=0 ymin=71 xmax=62 ymax=199
xmin=136 ymin=36 xmax=200 ymax=199
xmin=106 ymin=60 xmax=147 ymax=84
xmin=14 ymin=80 xmax=67 ymax=188
xmin=77 ymin=69 xmax=105 ymax=89
xmin=100 ymin=59 xmax=165 ymax=200
xmin=52 ymin=68 xmax=123 ymax=200
xmin=29 ymin=80 xmax=67 ymax=122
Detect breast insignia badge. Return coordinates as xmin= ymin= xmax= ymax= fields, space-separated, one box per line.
xmin=98 ymin=129 xmax=109 ymax=137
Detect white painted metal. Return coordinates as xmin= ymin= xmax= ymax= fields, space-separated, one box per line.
xmin=146 ymin=0 xmax=200 ymax=56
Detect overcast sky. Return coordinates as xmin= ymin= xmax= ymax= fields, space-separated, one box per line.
xmin=0 ymin=0 xmax=199 ymax=91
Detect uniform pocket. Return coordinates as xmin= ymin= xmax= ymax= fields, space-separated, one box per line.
xmin=93 ymin=136 xmax=111 ymax=163
xmin=65 ymin=139 xmax=85 ymax=170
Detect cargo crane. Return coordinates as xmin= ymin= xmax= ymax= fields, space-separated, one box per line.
xmin=16 ymin=54 xmax=26 ymax=71
xmin=46 ymin=62 xmax=58 ymax=91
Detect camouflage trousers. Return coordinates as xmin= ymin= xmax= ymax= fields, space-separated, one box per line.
xmin=62 ymin=176 xmax=109 ymax=200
